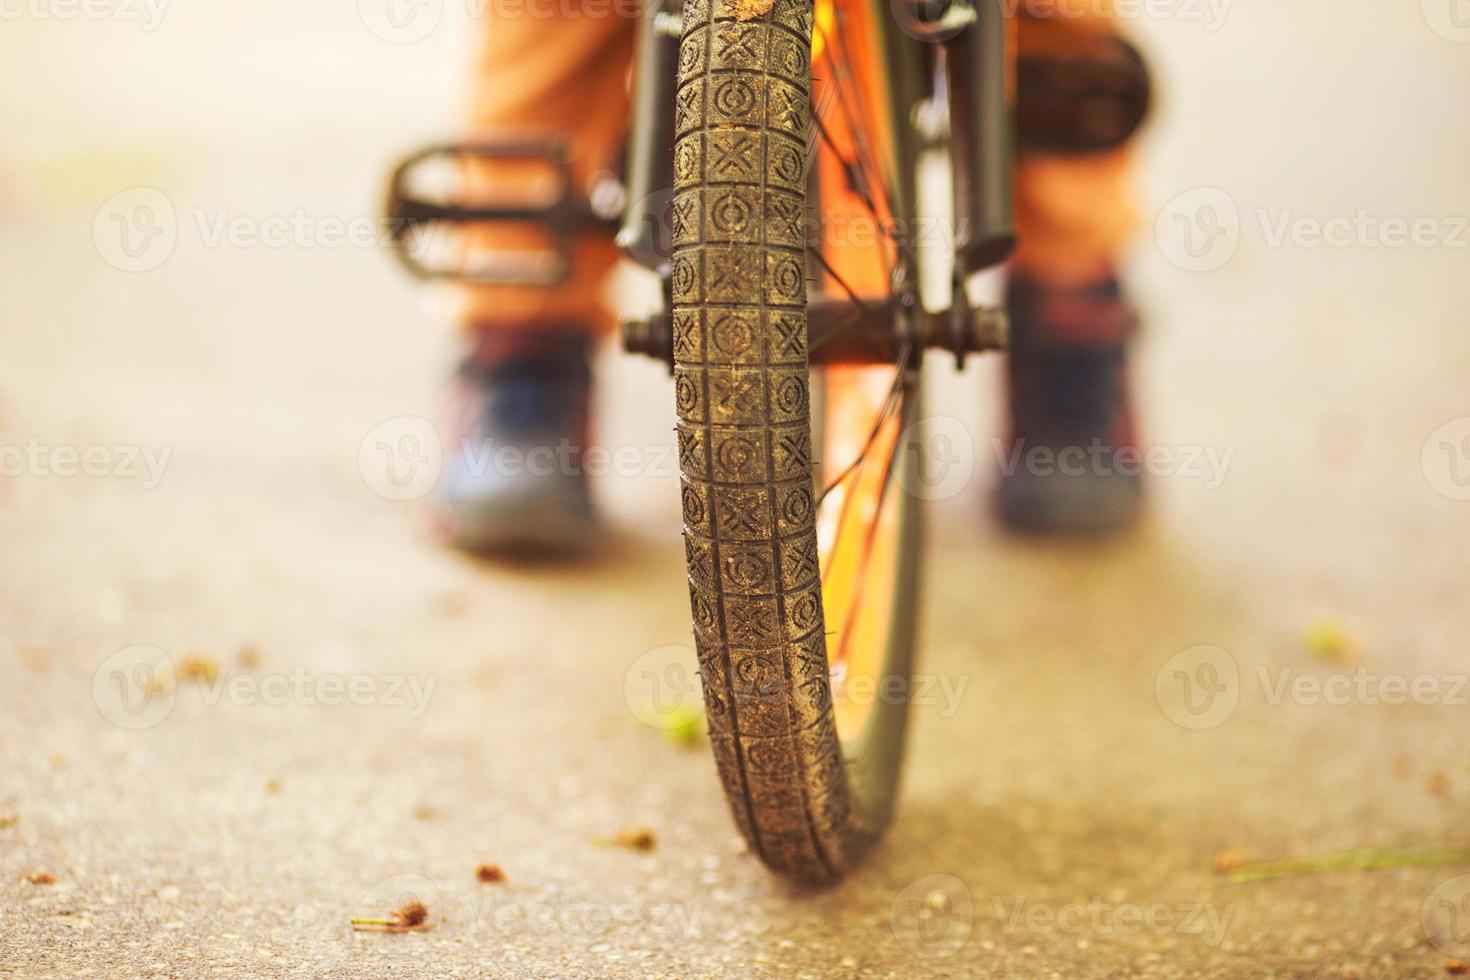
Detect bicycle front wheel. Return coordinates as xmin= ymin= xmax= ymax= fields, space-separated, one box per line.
xmin=672 ymin=0 xmax=923 ymax=882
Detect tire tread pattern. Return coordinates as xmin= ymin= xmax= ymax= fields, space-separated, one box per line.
xmin=673 ymin=0 xmax=857 ymax=882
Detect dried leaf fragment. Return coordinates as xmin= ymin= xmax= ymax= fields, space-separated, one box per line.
xmin=1303 ymin=615 xmax=1361 ymax=663
xmin=614 ymin=826 xmax=657 ymax=852
xmin=663 ymin=707 xmax=704 ymax=748
xmin=351 ymin=900 xmax=433 ymax=933
xmin=394 ymin=901 xmax=428 ymax=927
xmin=732 ymin=0 xmax=776 ymax=20
xmin=178 ymin=654 xmax=220 ymax=684
xmin=1225 ymin=845 xmax=1470 ymax=883
xmin=1211 ymin=847 xmax=1251 ymax=874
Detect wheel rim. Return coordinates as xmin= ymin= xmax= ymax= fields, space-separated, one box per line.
xmin=806 ymin=0 xmax=922 ymax=793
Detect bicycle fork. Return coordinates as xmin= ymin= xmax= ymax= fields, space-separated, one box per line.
xmin=620 ymin=0 xmax=1016 ymax=370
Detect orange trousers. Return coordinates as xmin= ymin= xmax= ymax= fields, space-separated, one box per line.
xmin=463 ymin=0 xmax=1138 ymax=333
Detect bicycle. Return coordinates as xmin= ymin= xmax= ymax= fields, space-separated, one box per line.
xmin=386 ymin=0 xmax=1148 ymax=883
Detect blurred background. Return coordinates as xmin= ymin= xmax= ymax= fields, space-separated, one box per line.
xmin=4 ymin=1 xmax=1470 ymax=976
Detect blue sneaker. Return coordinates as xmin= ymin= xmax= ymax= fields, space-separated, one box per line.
xmin=435 ymin=328 xmax=597 ymax=556
xmin=996 ymin=275 xmax=1143 ymax=535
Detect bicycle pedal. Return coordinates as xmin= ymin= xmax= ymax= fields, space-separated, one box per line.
xmin=384 ymin=138 xmax=618 ymax=287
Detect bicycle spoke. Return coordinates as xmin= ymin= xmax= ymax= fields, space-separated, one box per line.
xmin=827 ymin=15 xmax=896 ymax=218
xmin=814 ymin=18 xmax=901 ymax=233
xmin=812 ymin=77 xmax=899 ymax=278
xmin=804 ymin=245 xmax=891 ymax=347
xmin=815 ymin=350 xmax=909 ymax=582
xmin=816 ymin=341 xmax=910 ymax=507
xmin=832 ymin=392 xmax=905 ymax=668
xmin=810 ymin=110 xmax=886 ymax=240
xmin=807 ymin=309 xmax=866 ymax=353
xmin=809 ymin=7 xmax=917 ymax=654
